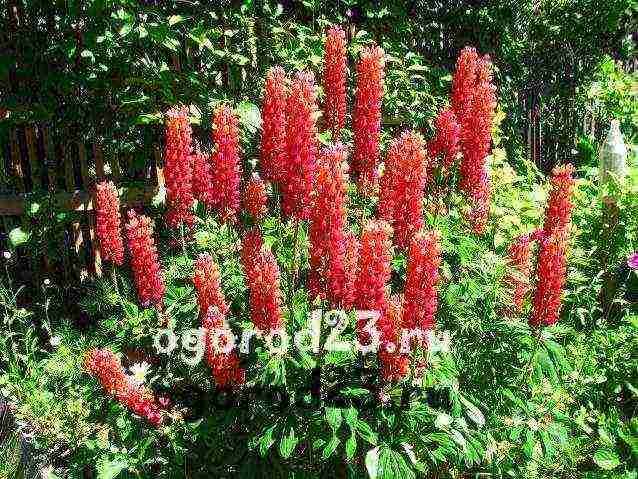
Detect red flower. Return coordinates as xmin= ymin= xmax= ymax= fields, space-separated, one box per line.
xmin=85 ymin=348 xmax=163 ymax=426
xmin=452 ymin=48 xmax=497 ymax=235
xmin=354 ymin=220 xmax=392 ymax=342
xmin=260 ymin=67 xmax=288 ymax=184
xmin=342 ymin=232 xmax=361 ymax=310
xmin=125 ymin=210 xmax=165 ymax=308
xmin=506 ymin=234 xmax=533 ymax=313
xmin=530 ymin=230 xmax=568 ymax=327
xmin=95 ymin=181 xmax=124 ymax=265
xmin=211 ymin=105 xmax=242 ymax=223
xmin=193 ymin=253 xmax=229 ymax=319
xmin=243 ymin=173 xmax=268 ymax=220
xmin=202 ymin=308 xmax=245 ymax=388
xmin=309 ymin=144 xmax=350 ymax=307
xmin=282 ymin=71 xmax=319 ymax=220
xmin=428 ymin=108 xmax=461 ymax=173
xmin=402 ymin=230 xmax=442 ymax=333
xmin=164 ymin=107 xmax=194 ymax=228
xmin=323 ymin=26 xmax=348 ymax=139
xmin=352 ymin=45 xmax=385 ymax=195
xmin=543 ymin=164 xmax=576 ymax=237
xmin=379 ymin=131 xmax=428 ymax=249
xmin=378 ymin=296 xmax=411 ymax=382
xmin=241 ymin=229 xmax=284 ymax=333
xmin=191 ymin=152 xmax=215 ymax=207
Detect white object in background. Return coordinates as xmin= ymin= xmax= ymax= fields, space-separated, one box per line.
xmin=599 ymin=119 xmax=628 ymax=184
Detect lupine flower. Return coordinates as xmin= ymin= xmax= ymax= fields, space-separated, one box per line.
xmin=125 ymin=210 xmax=165 ymax=307
xmin=542 ymin=164 xmax=576 ymax=237
xmin=260 ymin=67 xmax=288 ymax=184
xmin=530 ymin=230 xmax=568 ymax=327
xmin=243 ymin=173 xmax=268 ymax=220
xmin=85 ymin=348 xmax=162 ymax=426
xmin=193 ymin=253 xmax=229 ymax=319
xmin=211 ymin=105 xmax=242 ymax=222
xmin=452 ymin=48 xmax=496 ymax=235
xmin=506 ymin=234 xmax=533 ymax=312
xmin=164 ymin=107 xmax=194 ymax=228
xmin=202 ymin=308 xmax=245 ymax=388
xmin=95 ymin=181 xmax=124 ymax=265
xmin=309 ymin=144 xmax=349 ymax=307
xmin=241 ymin=229 xmax=284 ymax=333
xmin=402 ymin=230 xmax=442 ymax=334
xmin=378 ymin=296 xmax=411 ymax=382
xmin=191 ymin=152 xmax=214 ymax=207
xmin=354 ymin=220 xmax=392 ymax=343
xmin=282 ymin=71 xmax=319 ymax=220
xmin=628 ymin=252 xmax=638 ymax=271
xmin=379 ymin=131 xmax=428 ymax=249
xmin=352 ymin=46 xmax=384 ymax=195
xmin=342 ymin=233 xmax=361 ymax=310
xmin=323 ymin=25 xmax=348 ymax=139
xmin=428 ymin=108 xmax=461 ymax=173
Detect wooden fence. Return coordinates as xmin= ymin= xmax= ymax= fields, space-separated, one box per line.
xmin=0 ymin=123 xmax=164 ymax=281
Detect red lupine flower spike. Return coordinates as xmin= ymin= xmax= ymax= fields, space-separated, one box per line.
xmin=243 ymin=173 xmax=268 ymax=220
xmin=193 ymin=253 xmax=229 ymax=319
xmin=354 ymin=219 xmax=392 ymax=343
xmin=260 ymin=67 xmax=288 ymax=184
xmin=378 ymin=296 xmax=411 ymax=382
xmin=125 ymin=210 xmax=165 ymax=308
xmin=211 ymin=105 xmax=242 ymax=223
xmin=323 ymin=26 xmax=348 ymax=139
xmin=85 ymin=349 xmax=163 ymax=426
xmin=164 ymin=107 xmax=194 ymax=228
xmin=428 ymin=108 xmax=461 ymax=173
xmin=241 ymin=229 xmax=284 ymax=333
xmin=352 ymin=45 xmax=385 ymax=195
xmin=202 ymin=307 xmax=246 ymax=387
xmin=282 ymin=71 xmax=319 ymax=220
xmin=402 ymin=230 xmax=442 ymax=334
xmin=379 ymin=130 xmax=429 ymax=249
xmin=191 ymin=152 xmax=215 ymax=207
xmin=95 ymin=181 xmax=124 ymax=266
xmin=309 ymin=144 xmax=350 ymax=307
xmin=530 ymin=230 xmax=569 ymax=327
xmin=451 ymin=47 xmax=478 ymax=124
xmin=543 ymin=164 xmax=576 ymax=237
xmin=506 ymin=234 xmax=534 ymax=313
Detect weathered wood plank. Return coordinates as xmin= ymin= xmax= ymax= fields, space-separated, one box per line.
xmin=42 ymin=126 xmax=57 ymax=192
xmin=63 ymin=143 xmax=75 ymax=191
xmin=78 ymin=142 xmax=90 ymax=188
xmin=25 ymin=126 xmax=40 ymax=190
xmin=9 ymin=129 xmax=24 ymax=192
xmin=94 ymin=143 xmax=105 ymax=180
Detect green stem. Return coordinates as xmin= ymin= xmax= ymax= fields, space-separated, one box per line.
xmin=291 ymin=219 xmax=300 ymax=294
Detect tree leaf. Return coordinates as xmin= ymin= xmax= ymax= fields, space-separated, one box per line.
xmin=322 ymin=435 xmax=340 ymax=459
xmin=365 ymin=447 xmax=380 ymax=479
xmin=9 ymin=227 xmax=30 ymax=247
xmin=326 ymin=407 xmax=342 ymax=432
xmin=96 ymin=457 xmax=128 ymax=479
xmin=346 ymin=433 xmax=357 ymax=460
xmin=593 ymin=449 xmax=621 ymax=470
xmin=279 ymin=427 xmax=297 ymax=459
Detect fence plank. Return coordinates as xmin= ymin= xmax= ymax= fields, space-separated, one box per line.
xmin=110 ymin=152 xmax=121 ymax=180
xmin=42 ymin=126 xmax=57 ymax=192
xmin=9 ymin=130 xmax=24 ymax=193
xmin=25 ymin=126 xmax=40 ymax=190
xmin=78 ymin=142 xmax=89 ymax=188
xmin=94 ymin=143 xmax=105 ymax=180
xmin=63 ymin=144 xmax=75 ymax=191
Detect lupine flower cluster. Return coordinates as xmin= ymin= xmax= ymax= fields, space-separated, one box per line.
xmin=506 ymin=233 xmax=533 ymax=313
xmin=241 ymin=229 xmax=284 ymax=333
xmin=260 ymin=67 xmax=288 ymax=184
xmin=308 ymin=144 xmax=350 ymax=307
xmin=379 ymin=130 xmax=428 ymax=249
xmin=125 ymin=210 xmax=165 ymax=307
xmin=164 ymin=107 xmax=194 ymax=228
xmin=428 ymin=108 xmax=461 ymax=173
xmin=202 ymin=307 xmax=246 ymax=387
xmin=402 ymin=230 xmax=442 ymax=332
xmin=194 ymin=254 xmax=245 ymax=387
xmin=95 ymin=181 xmax=124 ymax=265
xmin=282 ymin=71 xmax=319 ymax=220
xmin=85 ymin=348 xmax=162 ymax=426
xmin=191 ymin=152 xmax=214 ymax=207
xmin=193 ymin=253 xmax=229 ymax=319
xmin=354 ymin=220 xmax=392 ymax=343
xmin=530 ymin=164 xmax=576 ymax=327
xmin=323 ymin=26 xmax=348 ymax=139
xmin=377 ymin=296 xmax=411 ymax=382
xmin=452 ymin=47 xmax=497 ymax=234
xmin=242 ymin=173 xmax=268 ymax=221
xmin=211 ymin=105 xmax=242 ymax=222
xmin=352 ymin=46 xmax=385 ymax=195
